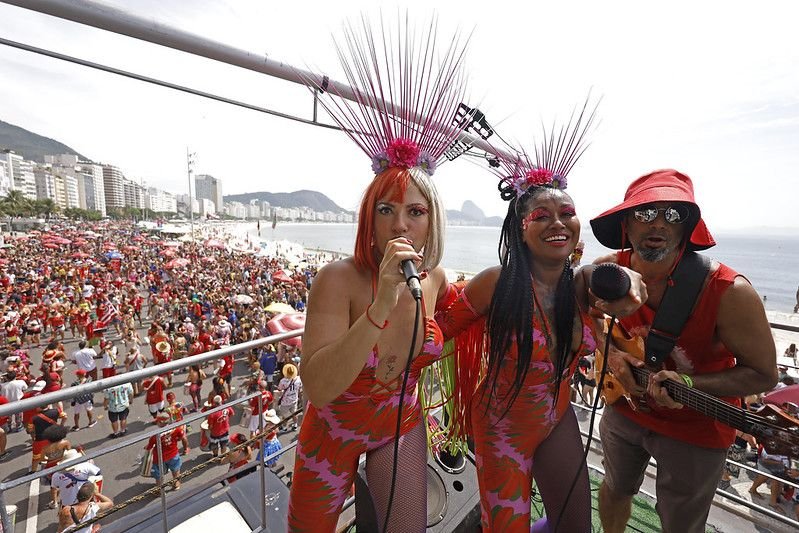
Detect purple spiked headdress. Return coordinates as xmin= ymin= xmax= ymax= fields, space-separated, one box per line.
xmin=307 ymin=14 xmax=470 ymax=177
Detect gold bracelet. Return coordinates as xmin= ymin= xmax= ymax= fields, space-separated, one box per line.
xmin=679 ymin=373 xmax=694 ymax=388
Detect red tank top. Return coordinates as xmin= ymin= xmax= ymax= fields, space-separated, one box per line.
xmin=615 ymin=250 xmax=741 ymax=449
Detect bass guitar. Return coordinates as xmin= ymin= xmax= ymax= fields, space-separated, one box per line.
xmin=596 ymin=319 xmax=799 ymax=457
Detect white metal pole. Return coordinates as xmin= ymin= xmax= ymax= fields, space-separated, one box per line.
xmin=1 ymin=0 xmax=511 ymax=160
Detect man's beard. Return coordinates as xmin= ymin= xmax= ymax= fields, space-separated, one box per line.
xmin=637 ymin=242 xmax=676 ymax=263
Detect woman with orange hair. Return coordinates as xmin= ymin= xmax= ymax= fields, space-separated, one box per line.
xmin=287 ymin=15 xmax=469 ymax=532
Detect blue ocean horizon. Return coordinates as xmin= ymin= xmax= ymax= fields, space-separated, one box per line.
xmin=250 ymin=223 xmax=799 ymax=313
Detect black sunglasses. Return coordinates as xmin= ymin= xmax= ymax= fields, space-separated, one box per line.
xmin=632 ymin=205 xmax=690 ymax=224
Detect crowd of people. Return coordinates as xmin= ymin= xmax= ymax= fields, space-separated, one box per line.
xmin=0 ymin=220 xmax=317 ymax=529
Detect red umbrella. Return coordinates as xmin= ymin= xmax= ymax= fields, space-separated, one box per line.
xmin=162 ymin=249 xmax=177 ymax=258
xmin=71 ymin=252 xmax=90 ymax=259
xmin=165 ymin=258 xmax=191 ymax=269
xmin=266 ymin=313 xmax=306 ymax=348
xmin=122 ymin=245 xmax=137 ymax=252
xmin=43 ymin=243 xmax=59 ymax=249
xmin=272 ymin=270 xmax=292 ymax=284
xmin=132 ymin=236 xmax=146 ymax=242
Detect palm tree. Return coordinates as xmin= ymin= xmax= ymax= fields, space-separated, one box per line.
xmin=1 ymin=190 xmax=32 ymax=218
xmin=32 ymin=198 xmax=59 ymax=221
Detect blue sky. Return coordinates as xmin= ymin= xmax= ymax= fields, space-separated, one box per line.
xmin=0 ymin=0 xmax=797 ymax=231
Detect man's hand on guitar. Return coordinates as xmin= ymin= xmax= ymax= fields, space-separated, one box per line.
xmin=607 ymin=344 xmax=646 ymax=396
xmin=648 ymin=370 xmax=684 ymax=409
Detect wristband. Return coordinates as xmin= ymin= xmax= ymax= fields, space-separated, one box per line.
xmin=679 ymin=373 xmax=693 ymax=388
xmin=365 ymin=305 xmax=389 ymax=330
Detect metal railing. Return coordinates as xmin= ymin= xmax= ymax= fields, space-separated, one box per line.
xmin=0 ymin=329 xmax=304 ymax=533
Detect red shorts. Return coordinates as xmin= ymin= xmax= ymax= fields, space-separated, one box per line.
xmin=32 ymin=439 xmax=48 ymax=460
xmin=102 ymin=368 xmax=116 ymax=378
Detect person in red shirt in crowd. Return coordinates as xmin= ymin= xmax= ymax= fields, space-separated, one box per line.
xmin=216 ymin=353 xmax=234 ymax=388
xmin=132 ymin=293 xmax=143 ymax=324
xmin=143 ymin=375 xmax=166 ymax=419
xmin=247 ymin=382 xmax=273 ymax=438
xmin=47 ymin=309 xmax=66 ymax=341
xmin=145 ymin=411 xmax=189 ymax=489
xmin=206 ymin=395 xmax=234 ymax=457
xmin=152 ymin=340 xmax=173 ymax=387
xmin=0 ymin=394 xmax=10 ymax=460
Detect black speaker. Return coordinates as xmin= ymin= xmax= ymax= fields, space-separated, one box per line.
xmin=355 ymin=449 xmax=481 ymax=532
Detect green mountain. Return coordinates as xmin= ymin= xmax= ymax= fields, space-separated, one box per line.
xmin=0 ymin=119 xmax=90 ymax=163
xmin=224 ymin=190 xmax=351 ymax=213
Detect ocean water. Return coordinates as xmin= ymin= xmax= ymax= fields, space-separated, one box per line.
xmin=250 ymin=223 xmax=799 ymax=313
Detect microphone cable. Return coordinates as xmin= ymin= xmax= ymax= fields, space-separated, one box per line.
xmin=551 ymin=316 xmax=617 ymax=532
xmin=381 ymin=297 xmax=422 ymax=533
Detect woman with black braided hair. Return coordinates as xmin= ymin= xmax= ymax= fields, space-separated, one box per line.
xmin=436 ymin=109 xmax=645 ymax=532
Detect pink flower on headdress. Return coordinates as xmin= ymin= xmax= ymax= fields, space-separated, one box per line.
xmin=525 ymin=168 xmax=554 ymax=187
xmin=386 ymin=138 xmax=421 ymax=169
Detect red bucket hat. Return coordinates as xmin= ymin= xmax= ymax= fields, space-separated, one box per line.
xmin=590 ymin=169 xmax=715 ymax=251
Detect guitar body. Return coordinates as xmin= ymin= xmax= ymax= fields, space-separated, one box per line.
xmin=594 ymin=318 xmax=799 ymax=456
xmin=595 ymin=319 xmax=645 ymax=407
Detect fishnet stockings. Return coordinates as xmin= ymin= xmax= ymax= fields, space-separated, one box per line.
xmin=365 ymin=420 xmax=428 ymax=532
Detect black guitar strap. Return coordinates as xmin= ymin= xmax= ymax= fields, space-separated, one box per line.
xmin=644 ymin=251 xmax=711 ymax=366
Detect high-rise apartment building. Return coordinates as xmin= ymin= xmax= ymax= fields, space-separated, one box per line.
xmin=2 ymin=150 xmax=37 ymax=200
xmin=102 ymin=164 xmax=125 ymax=211
xmin=195 ymin=174 xmax=223 ymax=212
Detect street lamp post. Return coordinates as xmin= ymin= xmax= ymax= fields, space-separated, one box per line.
xmin=186 ymin=148 xmax=195 ymax=242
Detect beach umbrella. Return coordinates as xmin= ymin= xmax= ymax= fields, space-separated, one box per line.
xmin=165 ymin=258 xmax=191 ymax=269
xmin=71 ymin=252 xmax=90 ymax=259
xmin=264 ymin=302 xmax=296 ymax=314
xmin=266 ymin=312 xmax=306 ymax=347
xmin=105 ymin=251 xmax=123 ymax=260
xmin=162 ymin=249 xmax=177 ymax=258
xmin=233 ymin=294 xmax=254 ymax=305
xmin=272 ymin=270 xmax=293 ymax=284
xmin=43 ymin=243 xmax=59 ymax=249
xmin=72 ymin=238 xmax=88 ymax=246
xmin=204 ymin=238 xmax=226 ymax=249
xmin=122 ymin=245 xmax=138 ymax=252
xmin=131 ymin=235 xmax=146 ymax=242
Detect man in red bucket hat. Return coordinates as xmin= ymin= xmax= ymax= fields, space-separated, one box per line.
xmin=590 ymin=169 xmax=777 ymax=533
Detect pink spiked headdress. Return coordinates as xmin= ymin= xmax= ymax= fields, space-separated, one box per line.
xmin=491 ymin=98 xmax=599 ymax=200
xmin=307 ymin=14 xmax=470 ymax=177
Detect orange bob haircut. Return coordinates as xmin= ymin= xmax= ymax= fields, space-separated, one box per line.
xmin=353 ymin=166 xmax=445 ymax=274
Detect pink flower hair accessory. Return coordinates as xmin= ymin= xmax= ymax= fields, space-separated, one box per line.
xmin=371 ymin=138 xmax=438 ymax=176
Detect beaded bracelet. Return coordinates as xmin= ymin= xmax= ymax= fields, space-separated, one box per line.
xmin=365 ymin=305 xmax=389 ymax=330
xmin=679 ymin=373 xmax=694 ymax=388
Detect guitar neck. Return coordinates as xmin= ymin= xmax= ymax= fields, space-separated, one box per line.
xmin=629 ymin=366 xmax=749 ymax=431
